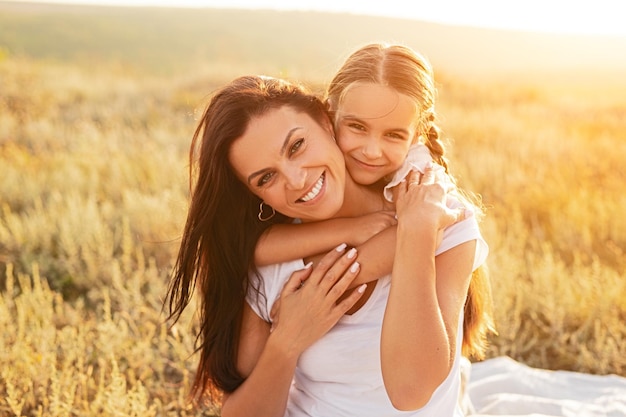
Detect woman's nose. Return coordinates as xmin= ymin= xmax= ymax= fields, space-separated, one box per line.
xmin=284 ymin=165 xmax=307 ymax=190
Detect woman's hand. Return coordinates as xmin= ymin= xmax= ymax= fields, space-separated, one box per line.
xmin=222 ymin=246 xmax=364 ymax=417
xmin=269 ymin=244 xmax=367 ymax=355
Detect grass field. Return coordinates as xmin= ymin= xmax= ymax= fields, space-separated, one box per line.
xmin=1 ymin=3 xmax=626 ymax=416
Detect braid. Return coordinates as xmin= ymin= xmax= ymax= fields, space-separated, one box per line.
xmin=421 ymin=111 xmax=450 ymax=174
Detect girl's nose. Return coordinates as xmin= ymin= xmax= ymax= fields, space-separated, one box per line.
xmin=361 ymin=137 xmax=383 ymax=159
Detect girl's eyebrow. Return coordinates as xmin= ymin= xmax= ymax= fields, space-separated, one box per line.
xmin=246 ymin=126 xmax=302 ymax=185
xmin=340 ymin=114 xmax=411 ymax=136
xmin=338 ymin=114 xmax=362 ymax=122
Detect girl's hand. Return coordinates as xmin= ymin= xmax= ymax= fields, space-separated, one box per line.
xmin=394 ymin=166 xmax=466 ymax=233
xmin=269 ymin=244 xmax=367 ymax=355
xmin=346 ymin=211 xmax=397 ymax=247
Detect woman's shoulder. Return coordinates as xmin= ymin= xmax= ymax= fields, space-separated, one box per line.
xmin=247 ymin=259 xmax=306 ymax=322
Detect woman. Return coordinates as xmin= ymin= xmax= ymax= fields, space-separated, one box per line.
xmin=166 ymin=75 xmax=487 ymax=416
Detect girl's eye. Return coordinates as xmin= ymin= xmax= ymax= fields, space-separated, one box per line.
xmin=348 ymin=123 xmax=366 ymax=131
xmin=289 ymin=138 xmax=304 ymax=155
xmin=257 ymin=172 xmax=274 ymax=187
xmin=387 ymin=132 xmax=407 ymax=141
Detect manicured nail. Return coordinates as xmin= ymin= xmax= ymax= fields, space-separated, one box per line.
xmin=350 ymin=262 xmax=360 ymax=273
xmin=464 ymin=208 xmax=473 ymax=218
xmin=336 ymin=243 xmax=347 ymax=252
xmin=357 ymin=283 xmax=367 ymax=293
xmin=347 ymin=248 xmax=357 ymax=259
xmin=303 ymin=261 xmax=313 ymax=269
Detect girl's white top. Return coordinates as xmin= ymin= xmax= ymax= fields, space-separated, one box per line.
xmin=247 ymin=199 xmax=488 ymax=417
xmin=383 ymin=143 xmax=455 ymax=202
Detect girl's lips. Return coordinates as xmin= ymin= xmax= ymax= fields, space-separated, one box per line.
xmin=352 ymin=156 xmax=385 ymax=170
xmin=297 ymin=172 xmax=325 ymax=203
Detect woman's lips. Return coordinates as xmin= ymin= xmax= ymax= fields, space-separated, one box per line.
xmin=297 ymin=172 xmax=325 ymax=203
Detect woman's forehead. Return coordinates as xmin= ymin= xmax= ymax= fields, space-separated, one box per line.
xmin=228 ymin=107 xmax=316 ymax=176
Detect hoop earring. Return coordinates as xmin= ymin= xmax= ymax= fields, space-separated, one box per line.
xmin=258 ymin=201 xmax=276 ymax=222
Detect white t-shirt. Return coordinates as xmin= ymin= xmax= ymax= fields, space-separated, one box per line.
xmin=247 ymin=213 xmax=488 ymax=417
xmin=383 ymin=143 xmax=455 ymax=203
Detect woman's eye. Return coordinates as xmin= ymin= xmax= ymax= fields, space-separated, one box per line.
xmin=289 ymin=138 xmax=304 ymax=155
xmin=257 ymin=172 xmax=274 ymax=187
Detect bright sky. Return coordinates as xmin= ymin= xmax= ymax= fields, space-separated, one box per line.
xmin=13 ymin=0 xmax=626 ymax=37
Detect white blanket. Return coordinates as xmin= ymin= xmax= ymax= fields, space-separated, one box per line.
xmin=467 ymin=356 xmax=626 ymax=417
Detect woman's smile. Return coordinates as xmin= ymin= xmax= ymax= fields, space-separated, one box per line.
xmin=298 ymin=172 xmax=325 ymax=203
xmin=229 ymin=106 xmax=346 ymax=221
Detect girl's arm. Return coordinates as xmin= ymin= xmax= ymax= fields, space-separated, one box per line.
xmin=255 ymin=211 xmax=396 ymax=266
xmin=336 ymin=216 xmax=444 ymax=289
xmin=221 ymin=246 xmax=366 ymax=417
xmin=380 ymin=170 xmax=475 ymax=411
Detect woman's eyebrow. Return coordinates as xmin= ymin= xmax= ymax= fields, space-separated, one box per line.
xmin=279 ymin=127 xmax=302 ymax=156
xmin=246 ymin=126 xmax=302 ymax=184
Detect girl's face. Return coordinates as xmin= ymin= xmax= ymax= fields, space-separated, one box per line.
xmin=229 ymin=106 xmax=347 ymax=222
xmin=334 ymin=83 xmax=420 ymax=186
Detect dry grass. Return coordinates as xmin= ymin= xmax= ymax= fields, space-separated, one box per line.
xmin=439 ymin=72 xmax=626 ymax=374
xmin=1 ymin=55 xmax=625 ymax=415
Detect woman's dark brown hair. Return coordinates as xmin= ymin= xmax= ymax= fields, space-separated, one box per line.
xmin=165 ymin=75 xmax=330 ymax=403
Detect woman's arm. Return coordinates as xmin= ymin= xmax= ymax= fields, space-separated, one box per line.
xmin=255 ymin=212 xmax=396 ymax=266
xmin=221 ymin=303 xmax=297 ymax=417
xmin=221 ymin=246 xmax=367 ymax=417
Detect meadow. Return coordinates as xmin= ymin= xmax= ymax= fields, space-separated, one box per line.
xmin=1 ymin=4 xmax=626 ymax=416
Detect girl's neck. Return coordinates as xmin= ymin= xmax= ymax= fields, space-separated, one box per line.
xmin=335 ymin=177 xmax=387 ymax=218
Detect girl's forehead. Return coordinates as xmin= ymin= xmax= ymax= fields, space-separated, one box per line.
xmin=337 ymin=82 xmax=419 ymax=124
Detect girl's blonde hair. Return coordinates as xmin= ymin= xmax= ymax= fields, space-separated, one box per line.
xmin=327 ymin=43 xmax=496 ymax=359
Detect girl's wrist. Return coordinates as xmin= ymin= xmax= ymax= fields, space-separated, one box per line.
xmin=397 ymin=217 xmax=438 ymax=235
xmin=397 ymin=221 xmax=438 ymax=249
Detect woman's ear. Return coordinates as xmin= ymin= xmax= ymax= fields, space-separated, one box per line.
xmin=322 ymin=116 xmax=335 ymax=140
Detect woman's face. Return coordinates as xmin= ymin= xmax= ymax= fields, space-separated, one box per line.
xmin=334 ymin=83 xmax=419 ymax=185
xmin=229 ymin=106 xmax=347 ymax=221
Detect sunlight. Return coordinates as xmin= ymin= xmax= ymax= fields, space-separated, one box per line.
xmin=6 ymin=0 xmax=626 ymax=36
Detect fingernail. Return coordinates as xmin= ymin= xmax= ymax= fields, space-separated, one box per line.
xmin=347 ymin=248 xmax=357 ymax=259
xmin=357 ymin=283 xmax=367 ymax=293
xmin=464 ymin=208 xmax=473 ymax=218
xmin=350 ymin=262 xmax=360 ymax=273
xmin=335 ymin=243 xmax=347 ymax=252
xmin=303 ymin=261 xmax=313 ymax=269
